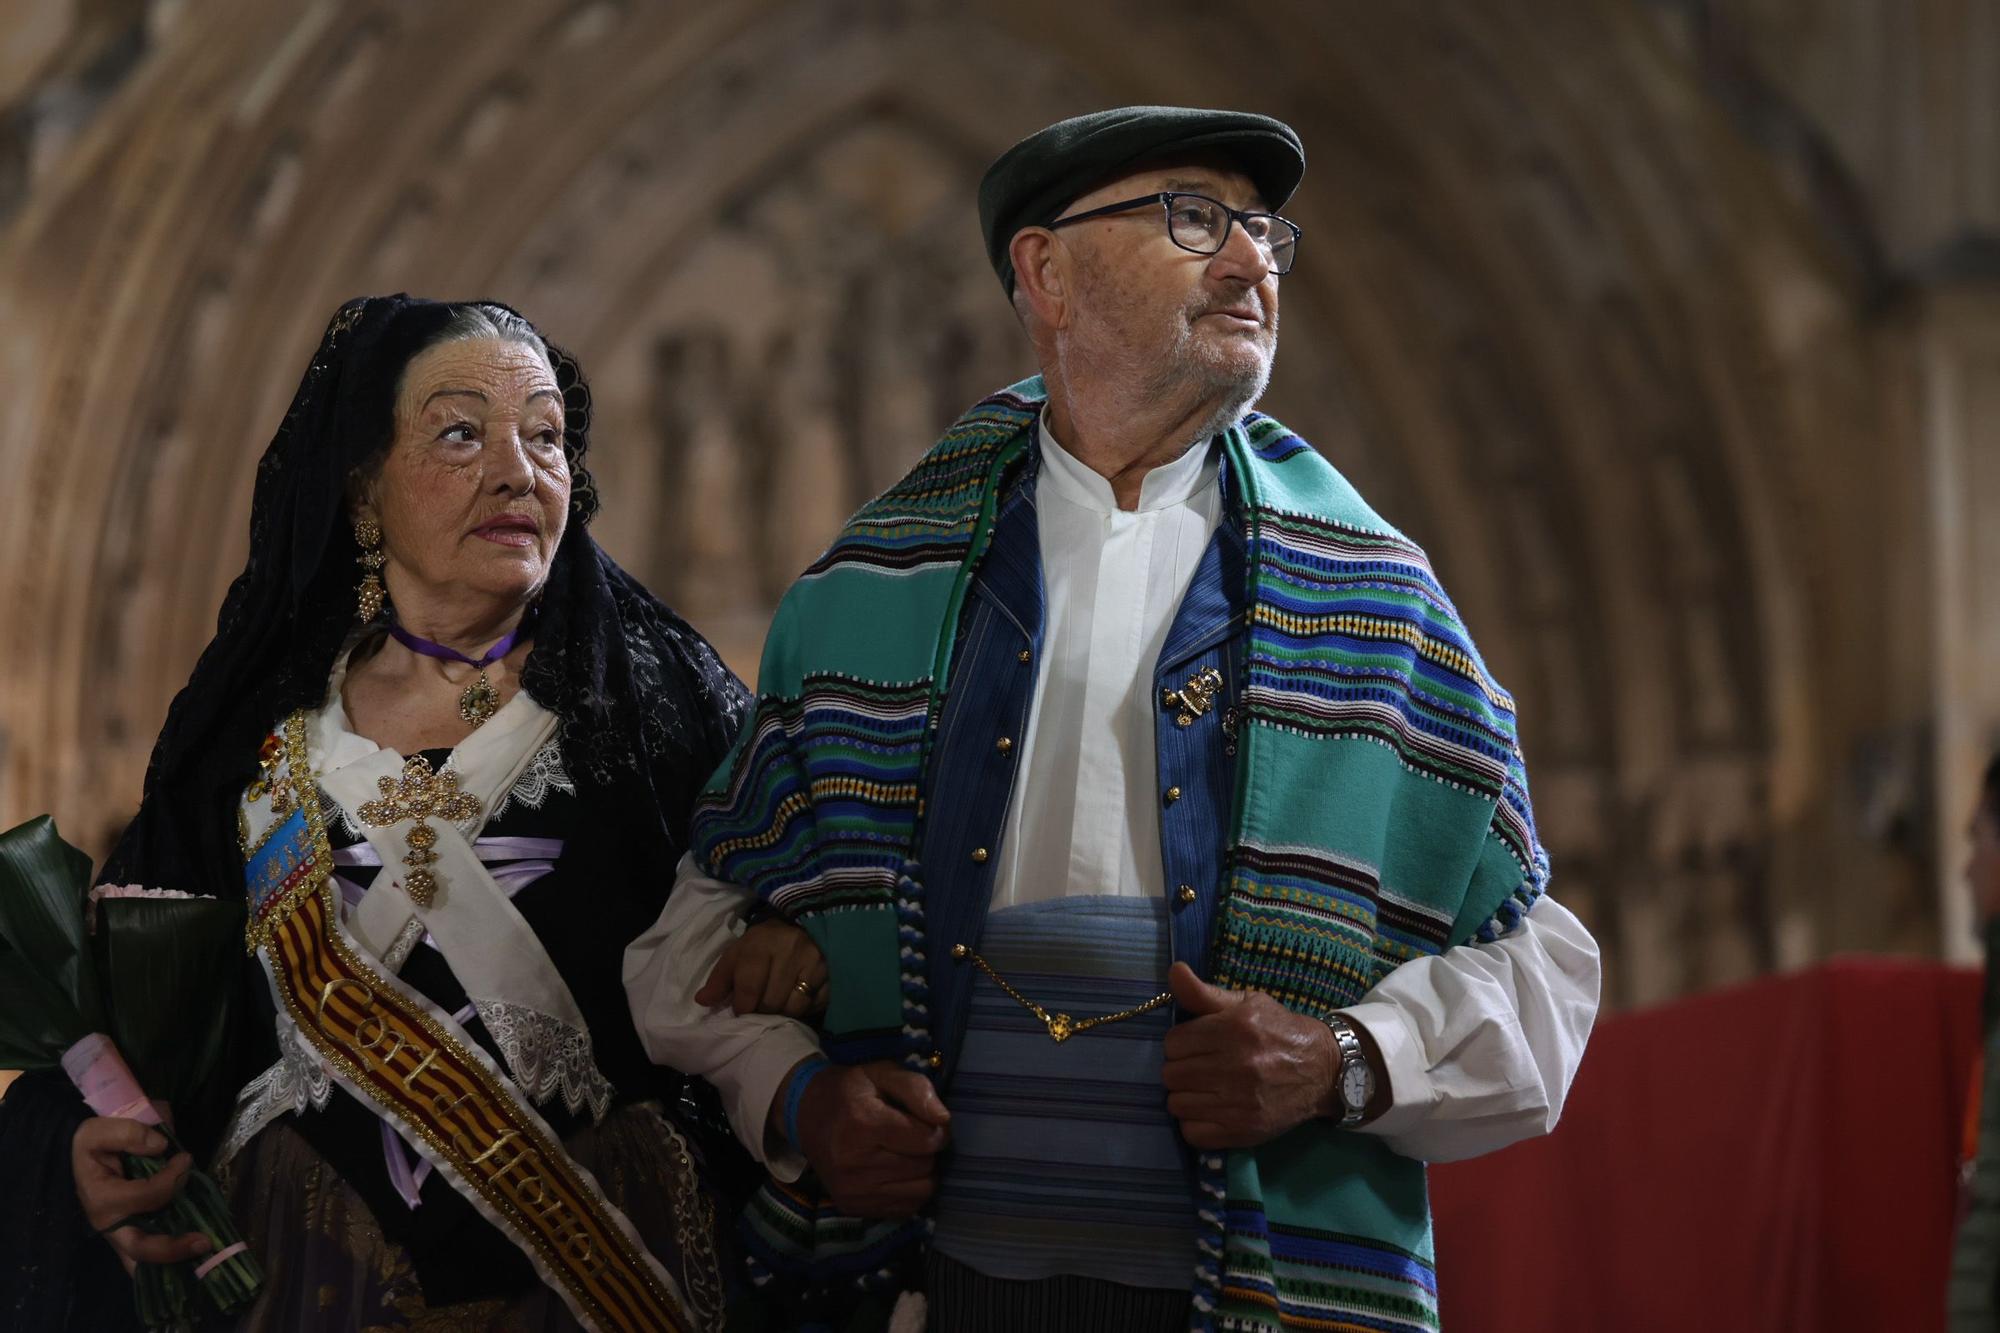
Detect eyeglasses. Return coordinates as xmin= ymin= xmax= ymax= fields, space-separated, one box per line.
xmin=1046 ymin=192 xmax=1301 ymax=275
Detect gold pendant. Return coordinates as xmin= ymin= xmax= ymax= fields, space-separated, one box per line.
xmin=403 ymin=867 xmax=439 ymax=909
xmin=1045 ymin=1012 xmax=1076 ymax=1043
xmin=459 ymin=673 xmax=500 ymax=727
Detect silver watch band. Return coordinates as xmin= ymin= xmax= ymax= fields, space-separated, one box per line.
xmin=1324 ymin=1013 xmax=1369 ymax=1127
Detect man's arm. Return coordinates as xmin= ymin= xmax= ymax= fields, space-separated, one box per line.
xmin=622 ymin=853 xmax=821 ymax=1179
xmin=623 ymin=854 xmax=954 ymax=1216
xmin=1162 ymin=896 xmax=1599 ymax=1160
xmin=1343 ymin=894 xmax=1600 ymax=1162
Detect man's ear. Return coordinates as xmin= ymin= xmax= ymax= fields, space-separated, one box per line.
xmin=1009 ymin=227 xmax=1069 ymax=330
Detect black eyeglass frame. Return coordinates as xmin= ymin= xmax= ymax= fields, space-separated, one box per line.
xmin=1045 ymin=191 xmax=1301 ymax=274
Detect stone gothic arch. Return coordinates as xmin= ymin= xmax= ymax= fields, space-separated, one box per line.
xmin=0 ymin=0 xmax=1924 ymax=1005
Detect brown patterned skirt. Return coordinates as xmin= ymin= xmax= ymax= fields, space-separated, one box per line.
xmin=214 ymin=1101 xmax=728 ymax=1332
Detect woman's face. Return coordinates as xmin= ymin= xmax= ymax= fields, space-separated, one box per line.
xmin=361 ymin=336 xmax=570 ymax=620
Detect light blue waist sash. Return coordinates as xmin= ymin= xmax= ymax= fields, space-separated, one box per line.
xmin=931 ymin=895 xmax=1195 ymax=1290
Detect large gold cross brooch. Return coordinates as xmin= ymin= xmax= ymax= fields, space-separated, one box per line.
xmin=357 ymin=755 xmax=480 ymax=908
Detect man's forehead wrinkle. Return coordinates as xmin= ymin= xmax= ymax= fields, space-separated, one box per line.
xmin=1060 ymin=173 xmax=1259 ymax=226
xmin=1162 ymin=174 xmax=1266 ymax=208
xmin=1119 ymin=165 xmax=1266 ymax=209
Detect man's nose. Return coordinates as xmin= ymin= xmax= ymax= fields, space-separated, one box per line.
xmin=1209 ymin=218 xmax=1273 ymax=284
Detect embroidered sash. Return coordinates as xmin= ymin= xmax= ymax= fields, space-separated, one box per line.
xmin=242 ymin=710 xmax=692 ymax=1333
xmin=310 ymin=692 xmax=614 ymax=1120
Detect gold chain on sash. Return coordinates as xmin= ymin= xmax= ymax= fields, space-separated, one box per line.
xmin=245 ymin=712 xmax=692 ymax=1333
xmin=948 ymin=943 xmax=1172 ymax=1043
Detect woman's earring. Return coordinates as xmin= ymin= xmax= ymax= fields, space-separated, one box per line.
xmin=355 ymin=517 xmax=387 ymax=622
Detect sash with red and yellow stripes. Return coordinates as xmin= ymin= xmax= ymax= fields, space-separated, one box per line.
xmin=241 ymin=710 xmax=693 ymax=1332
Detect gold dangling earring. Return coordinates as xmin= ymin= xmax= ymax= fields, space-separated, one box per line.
xmin=355 ymin=517 xmax=387 ymax=621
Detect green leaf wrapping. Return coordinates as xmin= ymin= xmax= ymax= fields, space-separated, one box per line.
xmin=0 ymin=816 xmax=107 ymax=1063
xmin=0 ymin=942 xmax=80 ymax=1067
xmin=97 ymin=896 xmax=245 ymax=1132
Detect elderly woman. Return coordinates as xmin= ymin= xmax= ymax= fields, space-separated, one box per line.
xmin=0 ymin=296 xmax=816 ymax=1331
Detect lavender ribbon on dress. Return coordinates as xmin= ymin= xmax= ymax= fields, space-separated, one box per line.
xmin=331 ymin=836 xmax=562 ymax=931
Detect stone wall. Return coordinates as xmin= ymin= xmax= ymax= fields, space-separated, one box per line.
xmin=1 ymin=0 xmax=1992 ymax=1005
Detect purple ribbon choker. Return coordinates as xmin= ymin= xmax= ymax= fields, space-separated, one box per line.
xmin=386 ymin=622 xmax=526 ymax=669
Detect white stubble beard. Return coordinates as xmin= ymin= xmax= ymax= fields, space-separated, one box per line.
xmin=1055 ymin=267 xmax=1280 ymax=452
xmin=1166 ymin=292 xmax=1277 ymax=444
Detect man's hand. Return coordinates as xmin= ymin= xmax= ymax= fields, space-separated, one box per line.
xmin=1161 ymin=961 xmax=1364 ymax=1150
xmin=771 ymin=1059 xmax=950 ymax=1218
xmin=695 ymin=918 xmax=828 ymax=1018
xmin=71 ymin=1117 xmax=211 ymax=1277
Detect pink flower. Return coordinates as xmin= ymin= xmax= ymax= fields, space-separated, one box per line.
xmin=86 ymin=883 xmax=199 ymax=933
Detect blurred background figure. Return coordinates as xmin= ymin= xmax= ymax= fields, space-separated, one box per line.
xmin=1953 ymin=753 xmax=2000 ymax=1331
xmin=0 ymin=2 xmax=1994 ymax=1331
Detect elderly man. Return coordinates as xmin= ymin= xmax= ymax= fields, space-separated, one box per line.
xmin=627 ymin=106 xmax=1600 ymax=1333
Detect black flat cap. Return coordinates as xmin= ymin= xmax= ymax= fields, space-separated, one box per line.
xmin=978 ymin=105 xmax=1304 ymax=296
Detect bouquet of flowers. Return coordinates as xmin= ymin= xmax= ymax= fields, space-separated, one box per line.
xmin=0 ymin=815 xmax=261 ymax=1328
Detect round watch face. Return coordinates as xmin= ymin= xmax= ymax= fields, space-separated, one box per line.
xmin=1341 ymin=1058 xmax=1372 ymax=1110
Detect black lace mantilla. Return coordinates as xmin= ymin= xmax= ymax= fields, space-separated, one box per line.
xmin=104 ymin=292 xmax=747 ymax=910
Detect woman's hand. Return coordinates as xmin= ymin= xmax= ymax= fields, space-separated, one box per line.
xmin=71 ymin=1116 xmax=211 ymax=1276
xmin=694 ymin=918 xmax=828 ymax=1019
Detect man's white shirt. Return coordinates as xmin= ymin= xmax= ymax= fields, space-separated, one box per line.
xmin=623 ymin=411 xmax=1600 ymax=1176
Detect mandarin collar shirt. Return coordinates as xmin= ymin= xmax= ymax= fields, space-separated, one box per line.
xmin=989 ymin=409 xmax=1222 ymax=910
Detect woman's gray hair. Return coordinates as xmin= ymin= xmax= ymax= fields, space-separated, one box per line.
xmin=425 ymin=302 xmax=554 ymax=374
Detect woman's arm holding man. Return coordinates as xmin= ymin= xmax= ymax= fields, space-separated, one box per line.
xmin=623 ymin=855 xmax=949 ymax=1215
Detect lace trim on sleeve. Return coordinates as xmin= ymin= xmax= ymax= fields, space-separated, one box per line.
xmin=213 ymin=1018 xmax=334 ymax=1167
xmin=470 ymin=996 xmax=614 ymax=1123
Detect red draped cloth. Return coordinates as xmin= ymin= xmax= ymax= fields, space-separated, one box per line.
xmin=1430 ymin=959 xmax=1981 ymax=1333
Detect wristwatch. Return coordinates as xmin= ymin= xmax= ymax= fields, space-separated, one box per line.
xmin=1324 ymin=1013 xmax=1373 ymax=1127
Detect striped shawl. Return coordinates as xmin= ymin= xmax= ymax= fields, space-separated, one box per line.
xmin=691 ymin=378 xmax=1549 ymax=1332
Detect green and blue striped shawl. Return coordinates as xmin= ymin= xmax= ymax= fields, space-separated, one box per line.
xmin=692 ymin=377 xmax=1548 ymax=1332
